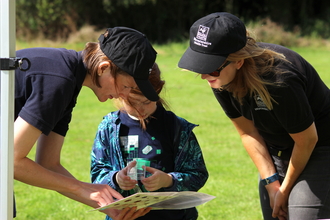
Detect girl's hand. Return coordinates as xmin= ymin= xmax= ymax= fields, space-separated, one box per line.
xmin=141 ymin=166 xmax=173 ymax=191
xmin=116 ymin=161 xmax=138 ymax=190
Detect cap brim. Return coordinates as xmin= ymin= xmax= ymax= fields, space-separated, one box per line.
xmin=134 ymin=79 xmax=159 ymax=102
xmin=178 ymin=47 xmax=227 ymax=74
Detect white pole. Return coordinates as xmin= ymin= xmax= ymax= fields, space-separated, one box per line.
xmin=0 ymin=0 xmax=16 ymax=219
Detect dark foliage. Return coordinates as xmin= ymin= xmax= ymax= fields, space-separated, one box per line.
xmin=16 ymin=0 xmax=330 ymax=43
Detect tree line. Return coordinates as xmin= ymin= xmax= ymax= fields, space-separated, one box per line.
xmin=16 ymin=0 xmax=330 ymax=43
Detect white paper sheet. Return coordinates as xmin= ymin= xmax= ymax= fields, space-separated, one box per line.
xmin=90 ymin=191 xmax=215 ymax=211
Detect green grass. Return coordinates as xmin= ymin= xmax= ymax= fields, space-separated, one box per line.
xmin=13 ymin=42 xmax=330 ymax=220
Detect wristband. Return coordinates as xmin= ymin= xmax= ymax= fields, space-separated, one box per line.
xmin=261 ymin=173 xmax=279 ymax=185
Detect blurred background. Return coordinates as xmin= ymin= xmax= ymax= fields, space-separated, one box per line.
xmin=10 ymin=1 xmax=330 ymax=219
xmin=16 ymin=0 xmax=330 ymax=47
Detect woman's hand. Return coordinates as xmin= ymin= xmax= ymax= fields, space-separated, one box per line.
xmin=272 ymin=187 xmax=289 ymax=220
xmin=102 ymin=207 xmax=152 ymax=220
xmin=141 ymin=166 xmax=173 ymax=191
xmin=265 ymin=181 xmax=287 ymax=220
xmin=74 ymin=181 xmax=124 ymax=207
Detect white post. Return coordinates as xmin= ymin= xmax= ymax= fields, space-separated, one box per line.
xmin=0 ymin=0 xmax=16 ymax=219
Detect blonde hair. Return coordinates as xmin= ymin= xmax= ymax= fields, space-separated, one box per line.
xmin=223 ymin=35 xmax=287 ymax=109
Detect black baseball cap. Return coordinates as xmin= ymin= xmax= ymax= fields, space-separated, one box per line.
xmin=178 ymin=12 xmax=247 ymax=74
xmin=99 ymin=27 xmax=159 ymax=101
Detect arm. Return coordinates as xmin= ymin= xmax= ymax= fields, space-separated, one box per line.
xmin=231 ymin=116 xmax=318 ymax=219
xmin=91 ymin=119 xmax=126 ymax=191
xmin=168 ymin=131 xmax=209 ymax=192
xmin=90 ymin=119 xmax=151 ymax=218
xmin=230 ymin=116 xmax=282 ymax=212
xmin=272 ymin=122 xmax=317 ymax=218
xmin=14 ymin=116 xmax=123 ymax=208
xmin=231 ymin=116 xmax=276 ymax=179
xmin=91 ymin=136 xmax=138 ymax=192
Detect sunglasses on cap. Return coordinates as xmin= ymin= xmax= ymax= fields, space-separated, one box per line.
xmin=208 ymin=61 xmax=231 ymax=77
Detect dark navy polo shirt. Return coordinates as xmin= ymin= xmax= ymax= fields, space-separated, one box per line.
xmin=15 ymin=47 xmax=86 ymax=136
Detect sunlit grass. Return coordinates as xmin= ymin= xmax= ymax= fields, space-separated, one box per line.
xmin=13 ymin=40 xmax=329 ymax=219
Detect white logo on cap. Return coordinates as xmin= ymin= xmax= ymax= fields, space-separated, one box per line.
xmin=197 ymin=25 xmax=209 ymax=41
xmin=194 ymin=25 xmax=212 ymax=48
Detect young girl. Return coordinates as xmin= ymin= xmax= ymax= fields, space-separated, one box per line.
xmin=91 ymin=63 xmax=209 ymax=220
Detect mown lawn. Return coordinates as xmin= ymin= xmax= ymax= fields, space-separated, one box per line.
xmin=13 ymin=42 xmax=330 ymax=220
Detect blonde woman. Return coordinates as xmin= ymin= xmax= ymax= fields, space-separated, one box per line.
xmin=179 ymin=12 xmax=330 ymax=220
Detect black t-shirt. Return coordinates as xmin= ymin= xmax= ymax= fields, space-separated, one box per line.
xmin=213 ymin=43 xmax=330 ymax=150
xmin=15 ymin=47 xmax=86 ymax=136
xmin=119 ymin=105 xmax=176 ymax=173
xmin=118 ymin=106 xmax=197 ymax=220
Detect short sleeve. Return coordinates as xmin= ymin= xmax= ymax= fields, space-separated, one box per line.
xmin=270 ymin=75 xmax=314 ymax=134
xmin=19 ymin=74 xmax=75 ymax=136
xmin=212 ymin=88 xmax=242 ymax=118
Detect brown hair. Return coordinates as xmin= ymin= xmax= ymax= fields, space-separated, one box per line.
xmin=222 ymin=34 xmax=287 ymax=109
xmin=116 ymin=62 xmax=169 ymax=129
xmin=82 ymin=42 xmax=126 ymax=87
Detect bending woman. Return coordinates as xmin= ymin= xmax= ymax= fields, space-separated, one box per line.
xmin=178 ymin=12 xmax=330 ymax=220
xmin=14 ymin=27 xmax=157 ymax=219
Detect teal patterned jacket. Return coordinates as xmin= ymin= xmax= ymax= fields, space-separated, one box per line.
xmin=90 ymin=107 xmax=208 ymax=196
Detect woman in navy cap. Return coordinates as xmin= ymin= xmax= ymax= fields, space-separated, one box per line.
xmin=178 ymin=12 xmax=330 ymax=220
xmin=14 ymin=27 xmax=156 ymax=219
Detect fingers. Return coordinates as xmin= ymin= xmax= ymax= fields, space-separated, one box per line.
xmin=141 ymin=207 xmax=152 ymax=216
xmin=141 ymin=179 xmax=158 ymax=192
xmin=143 ymin=166 xmax=155 ymax=173
xmin=117 ymin=169 xmax=137 ymax=190
xmin=272 ymin=207 xmax=287 ymax=220
xmin=278 ymin=208 xmax=287 ymax=220
xmin=87 ymin=183 xmax=124 ymax=207
xmin=127 ymin=160 xmax=137 ymax=171
xmin=102 ymin=208 xmax=122 ymax=219
xmin=118 ymin=177 xmax=137 ymax=190
xmin=129 ymin=207 xmax=151 ymax=219
xmin=111 ymin=207 xmax=151 ymax=220
xmin=272 ymin=207 xmax=279 ymax=219
xmin=99 ymin=189 xmax=116 ymax=206
xmin=106 ymin=185 xmax=124 ymax=200
xmin=119 ymin=207 xmax=136 ymax=220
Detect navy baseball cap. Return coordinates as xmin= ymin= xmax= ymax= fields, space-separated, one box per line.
xmin=99 ymin=27 xmax=159 ymax=101
xmin=178 ymin=12 xmax=247 ymax=74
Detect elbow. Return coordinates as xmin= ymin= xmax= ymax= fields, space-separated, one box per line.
xmin=313 ymin=133 xmax=318 ymax=145
xmin=311 ymin=133 xmax=318 ymax=150
xmin=309 ymin=125 xmax=319 ymax=149
xmin=310 ymin=122 xmax=319 ymax=147
xmin=13 ymin=154 xmax=27 ymax=180
xmin=13 ymin=159 xmax=20 ymax=180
